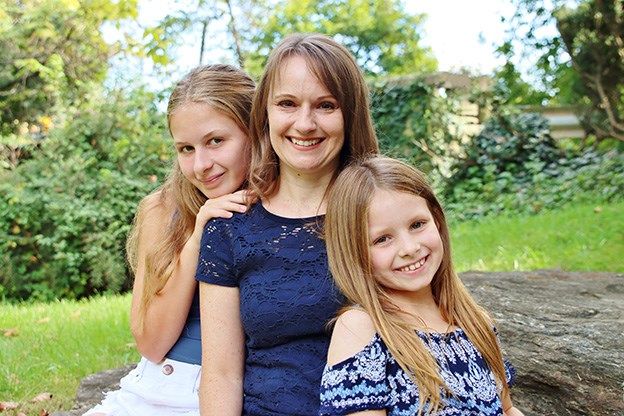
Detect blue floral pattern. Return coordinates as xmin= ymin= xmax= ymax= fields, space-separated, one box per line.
xmin=319 ymin=328 xmax=514 ymax=416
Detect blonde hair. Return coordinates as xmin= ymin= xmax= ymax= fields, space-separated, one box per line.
xmin=325 ymin=155 xmax=509 ymax=413
xmin=126 ymin=64 xmax=255 ymax=331
xmin=248 ymin=33 xmax=379 ymax=198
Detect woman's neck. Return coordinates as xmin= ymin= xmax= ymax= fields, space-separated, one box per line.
xmin=263 ymin=168 xmax=334 ymax=218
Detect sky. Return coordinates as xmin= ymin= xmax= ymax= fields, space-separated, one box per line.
xmin=131 ymin=0 xmax=518 ymax=84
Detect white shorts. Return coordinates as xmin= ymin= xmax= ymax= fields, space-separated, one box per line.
xmin=83 ymin=357 xmax=201 ymax=416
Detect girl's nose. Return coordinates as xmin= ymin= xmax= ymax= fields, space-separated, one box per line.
xmin=398 ymin=236 xmax=421 ymax=257
xmin=194 ymin=148 xmax=214 ymax=175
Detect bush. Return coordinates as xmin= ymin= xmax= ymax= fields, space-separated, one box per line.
xmin=443 ymin=111 xmax=624 ymax=221
xmin=0 ymin=85 xmax=171 ymax=301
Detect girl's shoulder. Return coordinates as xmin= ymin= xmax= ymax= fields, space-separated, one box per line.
xmin=327 ymin=308 xmax=378 ymax=367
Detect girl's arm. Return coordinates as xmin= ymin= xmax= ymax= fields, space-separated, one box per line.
xmin=502 ymin=387 xmax=525 ymax=416
xmin=130 ymin=190 xmax=248 ymax=362
xmin=199 ymin=281 xmax=245 ymax=414
xmin=326 ymin=309 xmax=386 ymax=416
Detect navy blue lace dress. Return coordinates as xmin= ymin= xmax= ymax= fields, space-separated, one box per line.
xmin=196 ymin=202 xmax=344 ymax=416
xmin=319 ymin=328 xmax=515 ymax=416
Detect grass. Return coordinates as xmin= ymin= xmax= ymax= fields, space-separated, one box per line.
xmin=0 ymin=294 xmax=139 ymax=415
xmin=450 ymin=201 xmax=623 ymax=273
xmin=1 ymin=201 xmax=622 ymax=415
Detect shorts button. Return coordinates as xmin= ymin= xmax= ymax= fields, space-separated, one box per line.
xmin=162 ymin=364 xmax=174 ymax=375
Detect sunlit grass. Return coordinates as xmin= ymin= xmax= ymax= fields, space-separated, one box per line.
xmin=0 ymin=294 xmax=138 ymax=415
xmin=450 ymin=201 xmax=623 ymax=272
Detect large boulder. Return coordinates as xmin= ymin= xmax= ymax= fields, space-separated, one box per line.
xmin=53 ymin=270 xmax=623 ymax=416
xmin=463 ymin=270 xmax=624 ymax=416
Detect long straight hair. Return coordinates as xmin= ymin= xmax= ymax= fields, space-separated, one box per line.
xmin=126 ymin=64 xmax=255 ymax=332
xmin=325 ymin=155 xmax=509 ymax=413
xmin=248 ymin=33 xmax=379 ymax=199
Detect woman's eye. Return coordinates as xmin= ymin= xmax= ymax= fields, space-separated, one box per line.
xmin=208 ymin=137 xmax=224 ymax=145
xmin=277 ymin=100 xmax=295 ymax=108
xmin=319 ymin=101 xmax=337 ymax=110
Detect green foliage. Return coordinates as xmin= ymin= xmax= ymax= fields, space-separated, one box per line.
xmin=0 ymin=85 xmax=170 ymax=302
xmin=369 ymin=77 xmax=461 ymax=175
xmin=443 ymin=111 xmax=624 ymax=220
xmin=0 ymin=0 xmax=140 ymax=135
xmin=248 ymin=0 xmax=437 ymax=76
xmin=500 ymin=0 xmax=624 ymax=142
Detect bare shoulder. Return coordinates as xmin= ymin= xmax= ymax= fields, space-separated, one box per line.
xmin=326 ymin=308 xmax=377 ymax=366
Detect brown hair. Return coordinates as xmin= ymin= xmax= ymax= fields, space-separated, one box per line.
xmin=325 ymin=155 xmax=509 ymax=413
xmin=126 ymin=64 xmax=255 ymax=331
xmin=248 ymin=33 xmax=379 ymax=198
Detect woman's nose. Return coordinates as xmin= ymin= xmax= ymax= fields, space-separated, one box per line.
xmin=294 ymin=106 xmax=317 ymax=133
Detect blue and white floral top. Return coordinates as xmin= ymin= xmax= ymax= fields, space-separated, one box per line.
xmin=319 ymin=328 xmax=515 ymax=416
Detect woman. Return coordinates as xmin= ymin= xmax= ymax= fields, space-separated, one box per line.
xmin=195 ymin=33 xmax=379 ymax=415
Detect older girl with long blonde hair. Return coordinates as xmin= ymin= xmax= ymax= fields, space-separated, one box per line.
xmin=320 ymin=156 xmax=523 ymax=416
xmin=84 ymin=64 xmax=255 ymax=416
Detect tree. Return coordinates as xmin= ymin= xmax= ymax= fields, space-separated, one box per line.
xmin=148 ymin=0 xmax=437 ymax=78
xmin=499 ymin=0 xmax=624 ymax=143
xmin=0 ymin=0 xmax=140 ymax=135
xmin=248 ymin=0 xmax=437 ymax=76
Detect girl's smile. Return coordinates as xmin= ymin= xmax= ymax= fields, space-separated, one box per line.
xmin=368 ymin=189 xmax=444 ymax=300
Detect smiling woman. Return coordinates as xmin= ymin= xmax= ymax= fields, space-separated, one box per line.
xmin=195 ymin=33 xmax=379 ymax=416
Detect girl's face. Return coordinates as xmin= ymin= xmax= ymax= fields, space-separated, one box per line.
xmin=170 ymin=103 xmax=249 ymax=199
xmin=367 ymin=189 xmax=444 ymax=302
xmin=267 ymin=55 xmax=345 ymax=178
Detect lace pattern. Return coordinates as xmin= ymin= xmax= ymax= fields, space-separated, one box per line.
xmin=319 ymin=329 xmax=515 ymax=416
xmin=196 ymin=202 xmax=344 ymax=416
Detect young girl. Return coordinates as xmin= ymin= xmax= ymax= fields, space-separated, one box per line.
xmin=83 ymin=64 xmax=255 ymax=416
xmin=320 ymin=156 xmax=524 ymax=416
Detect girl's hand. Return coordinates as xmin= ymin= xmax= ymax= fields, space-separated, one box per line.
xmin=194 ymin=190 xmax=255 ymax=235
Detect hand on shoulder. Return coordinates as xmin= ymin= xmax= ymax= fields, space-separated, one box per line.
xmin=327 ymin=308 xmax=377 ymax=367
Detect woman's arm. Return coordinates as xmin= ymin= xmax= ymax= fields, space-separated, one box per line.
xmin=199 ymin=281 xmax=245 ymax=415
xmin=130 ymin=191 xmax=248 ymax=362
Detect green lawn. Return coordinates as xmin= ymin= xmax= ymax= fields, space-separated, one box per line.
xmin=1 ymin=201 xmax=622 ymax=415
xmin=0 ymin=295 xmax=139 ymax=415
xmin=450 ymin=201 xmax=623 ymax=273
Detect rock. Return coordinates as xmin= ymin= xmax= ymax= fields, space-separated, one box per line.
xmin=54 ymin=271 xmax=623 ymax=416
xmin=462 ymin=270 xmax=624 ymax=416
xmin=51 ymin=364 xmax=135 ymax=416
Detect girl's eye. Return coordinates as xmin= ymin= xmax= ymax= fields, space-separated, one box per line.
xmin=178 ymin=145 xmax=194 ymax=153
xmin=411 ymin=221 xmax=425 ymax=230
xmin=372 ymin=235 xmax=390 ymax=245
xmin=208 ymin=137 xmax=224 ymax=145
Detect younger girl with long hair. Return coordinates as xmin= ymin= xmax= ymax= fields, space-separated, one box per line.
xmin=83 ymin=63 xmax=255 ymax=416
xmin=320 ymin=156 xmax=523 ymax=416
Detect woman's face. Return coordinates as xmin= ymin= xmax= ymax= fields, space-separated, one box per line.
xmin=267 ymin=55 xmax=345 ymax=178
xmin=170 ymin=103 xmax=249 ymax=199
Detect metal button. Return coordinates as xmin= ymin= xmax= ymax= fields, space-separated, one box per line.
xmin=162 ymin=364 xmax=174 ymax=375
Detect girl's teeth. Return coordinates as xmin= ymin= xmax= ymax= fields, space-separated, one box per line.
xmin=291 ymin=138 xmax=321 ymax=146
xmin=400 ymin=258 xmax=425 ymax=272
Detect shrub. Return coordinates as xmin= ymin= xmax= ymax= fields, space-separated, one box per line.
xmin=442 ymin=111 xmax=624 ymax=221
xmin=0 ymin=85 xmax=171 ymax=301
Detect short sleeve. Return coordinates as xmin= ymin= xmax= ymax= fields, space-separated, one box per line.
xmin=319 ymin=334 xmax=390 ymax=416
xmin=195 ymin=219 xmax=238 ymax=287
